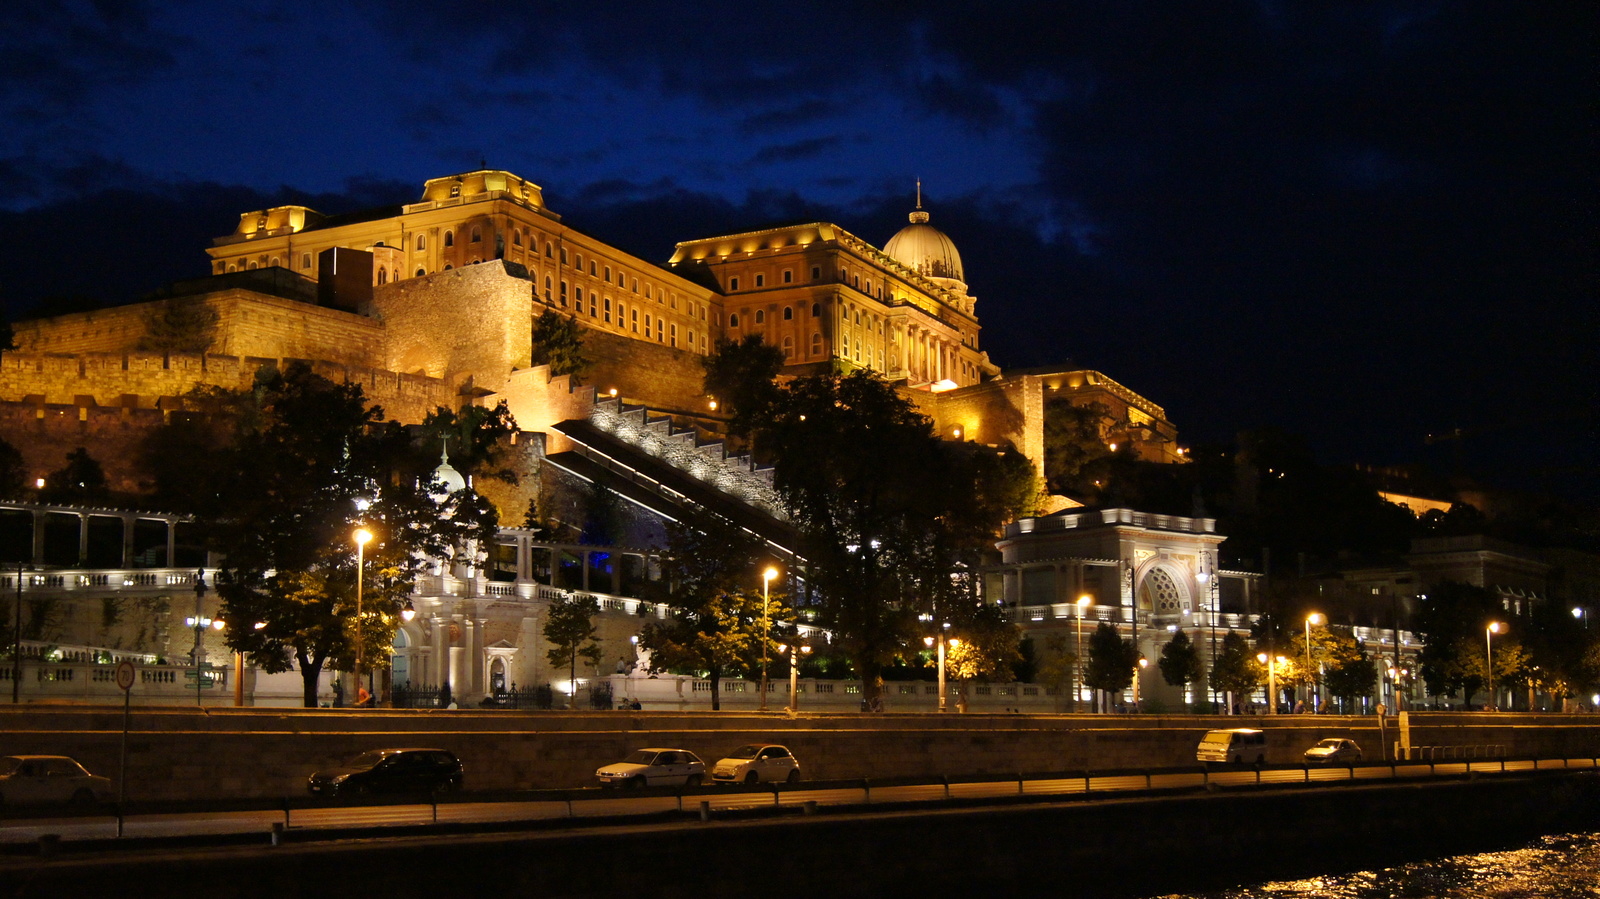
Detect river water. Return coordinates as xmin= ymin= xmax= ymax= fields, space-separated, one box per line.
xmin=1150 ymin=831 xmax=1600 ymax=899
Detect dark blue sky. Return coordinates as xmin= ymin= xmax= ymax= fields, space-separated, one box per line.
xmin=1 ymin=2 xmax=1592 ymax=501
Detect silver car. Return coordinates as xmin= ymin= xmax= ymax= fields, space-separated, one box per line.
xmin=0 ymin=755 xmax=113 ymax=806
xmin=596 ymin=748 xmax=705 ymax=788
xmin=1304 ymin=738 xmax=1362 ymax=764
xmin=711 ymin=744 xmax=801 ymax=784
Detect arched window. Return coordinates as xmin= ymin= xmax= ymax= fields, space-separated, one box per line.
xmin=782 ymin=306 xmax=793 ymax=320
xmin=416 ymin=234 xmax=427 ymax=251
xmin=444 ymin=231 xmax=454 ymax=247
xmin=812 ymin=303 xmax=822 ymax=317
xmin=589 ymin=260 xmax=597 ymax=276
xmin=270 ymin=257 xmax=280 ymax=267
xmin=416 ymin=268 xmax=426 ymax=277
xmin=470 ymin=227 xmax=481 ymax=243
xmin=444 ymin=264 xmax=453 ymax=271
xmin=810 ymin=333 xmax=823 ymax=355
xmin=377 ymin=268 xmax=388 ymax=285
xmin=729 ymin=313 xmax=740 ymax=328
xmin=247 ymin=261 xmax=258 ymax=270
xmin=754 ymin=309 xmax=765 ymax=324
xmin=781 ymin=336 xmax=794 ymax=360
xmin=544 ymin=276 xmax=552 ymax=300
xmin=513 ymin=230 xmax=523 ymax=246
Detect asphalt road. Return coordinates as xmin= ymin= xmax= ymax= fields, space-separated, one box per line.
xmin=0 ymin=757 xmax=1577 ymax=846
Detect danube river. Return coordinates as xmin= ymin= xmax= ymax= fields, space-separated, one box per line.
xmin=1151 ymin=832 xmax=1600 ymax=898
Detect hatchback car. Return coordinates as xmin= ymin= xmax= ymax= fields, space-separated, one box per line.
xmin=0 ymin=755 xmax=113 ymax=806
xmin=596 ymin=748 xmax=705 ymax=788
xmin=1304 ymin=738 xmax=1362 ymax=764
xmin=307 ymin=748 xmax=463 ymax=797
xmin=711 ymin=744 xmax=801 ymax=784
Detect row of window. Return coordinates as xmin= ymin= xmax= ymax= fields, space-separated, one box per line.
xmin=726 ymin=302 xmax=823 ymax=328
xmin=726 ymin=266 xmax=821 ymax=292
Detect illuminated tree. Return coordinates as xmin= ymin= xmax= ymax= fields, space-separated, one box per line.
xmin=1084 ymin=621 xmax=1140 ymax=710
xmin=638 ymin=508 xmax=791 ymax=710
xmin=544 ymin=593 xmax=603 ymax=708
xmin=756 ymin=370 xmax=1029 ymax=711
xmin=165 ymin=362 xmax=498 ymax=706
xmin=1211 ymin=631 xmax=1264 ymax=707
xmin=938 ymin=603 xmax=1022 ymax=713
xmin=1158 ymin=629 xmax=1204 ymax=710
xmin=530 ymin=310 xmax=592 ymax=381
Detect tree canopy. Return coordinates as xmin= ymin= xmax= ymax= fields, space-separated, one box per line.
xmin=154 ymin=362 xmax=499 ymax=706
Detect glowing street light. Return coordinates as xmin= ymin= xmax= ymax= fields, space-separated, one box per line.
xmin=760 ymin=566 xmax=779 ymax=711
xmin=353 ymin=527 xmax=372 ymax=707
xmin=1132 ymin=656 xmax=1148 ymax=711
xmin=1258 ymin=653 xmax=1286 ymax=714
xmin=1304 ymin=612 xmax=1323 ymax=712
xmin=924 ymin=621 xmax=953 ymax=712
xmin=1075 ymin=595 xmax=1093 ymax=713
xmin=780 ymin=641 xmax=812 ymax=713
xmin=1486 ymin=621 xmax=1504 ymax=711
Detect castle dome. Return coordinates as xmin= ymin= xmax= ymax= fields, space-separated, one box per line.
xmin=884 ymin=194 xmax=964 ymax=285
xmin=431 ymin=442 xmax=467 ymax=495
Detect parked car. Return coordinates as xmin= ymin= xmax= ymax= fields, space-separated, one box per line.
xmin=1196 ymin=728 xmax=1267 ymax=766
xmin=0 ymin=755 xmax=113 ymax=806
xmin=1304 ymin=738 xmax=1362 ymax=764
xmin=596 ymin=748 xmax=705 ymax=788
xmin=711 ymin=744 xmax=801 ymax=784
xmin=306 ymin=748 xmax=463 ymax=797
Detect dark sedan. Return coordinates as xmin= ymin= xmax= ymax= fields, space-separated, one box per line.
xmin=307 ymin=748 xmax=463 ymax=797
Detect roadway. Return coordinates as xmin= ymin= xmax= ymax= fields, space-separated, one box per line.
xmin=1 ymin=756 xmax=1588 ymax=847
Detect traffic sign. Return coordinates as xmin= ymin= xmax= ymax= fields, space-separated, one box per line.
xmin=115 ymin=660 xmax=135 ymax=692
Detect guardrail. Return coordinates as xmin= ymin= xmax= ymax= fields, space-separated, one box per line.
xmin=3 ymin=754 xmax=1594 ymax=847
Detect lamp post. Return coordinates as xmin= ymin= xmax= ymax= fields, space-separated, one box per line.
xmin=1304 ymin=612 xmax=1322 ymax=712
xmin=189 ymin=570 xmax=209 ymax=706
xmin=784 ymin=642 xmax=810 ymax=713
xmin=1132 ymin=657 xmax=1148 ymax=711
xmin=1485 ymin=621 xmax=1503 ymax=711
xmin=1574 ymin=607 xmax=1587 ymax=630
xmin=924 ymin=621 xmax=952 ymax=713
xmin=353 ymin=528 xmax=372 ymax=706
xmin=12 ymin=561 xmax=22 ymax=705
xmin=759 ymin=566 xmax=778 ymax=711
xmin=1258 ymin=653 xmax=1286 ymax=714
xmin=1075 ymin=594 xmax=1093 ymax=713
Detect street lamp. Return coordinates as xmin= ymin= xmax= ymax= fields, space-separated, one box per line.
xmin=1132 ymin=656 xmax=1148 ymax=711
xmin=1258 ymin=653 xmax=1286 ymax=714
xmin=924 ymin=621 xmax=952 ymax=712
xmin=760 ymin=566 xmax=778 ymax=711
xmin=1304 ymin=612 xmax=1323 ymax=712
xmin=353 ymin=528 xmax=372 ymax=707
xmin=1573 ymin=607 xmax=1587 ymax=630
xmin=1486 ymin=621 xmax=1503 ymax=711
xmin=781 ymin=641 xmax=811 ymax=713
xmin=1075 ymin=595 xmax=1093 ymax=713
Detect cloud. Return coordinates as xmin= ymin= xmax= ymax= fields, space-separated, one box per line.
xmin=749 ymin=137 xmax=843 ymax=166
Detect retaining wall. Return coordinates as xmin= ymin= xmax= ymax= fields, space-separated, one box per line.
xmin=1 ymin=707 xmax=1597 ymax=802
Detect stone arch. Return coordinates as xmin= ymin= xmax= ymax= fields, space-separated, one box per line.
xmin=1134 ymin=563 xmax=1193 ymax=615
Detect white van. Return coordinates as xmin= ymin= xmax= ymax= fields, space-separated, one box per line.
xmin=1196 ymin=728 xmax=1267 ymax=766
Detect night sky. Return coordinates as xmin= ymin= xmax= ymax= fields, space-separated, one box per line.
xmin=1 ymin=2 xmax=1592 ymax=502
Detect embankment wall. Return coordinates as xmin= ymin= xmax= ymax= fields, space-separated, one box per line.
xmin=0 ymin=707 xmax=1596 ymax=801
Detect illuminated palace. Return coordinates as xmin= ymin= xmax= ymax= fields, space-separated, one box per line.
xmin=4 ymin=169 xmax=1232 ymax=709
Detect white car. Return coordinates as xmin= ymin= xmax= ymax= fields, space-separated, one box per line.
xmin=711 ymin=744 xmax=801 ymax=784
xmin=1304 ymin=738 xmax=1363 ymax=764
xmin=596 ymin=748 xmax=705 ymax=788
xmin=0 ymin=755 xmax=114 ymax=806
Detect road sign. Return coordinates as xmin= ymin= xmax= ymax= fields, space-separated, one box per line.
xmin=115 ymin=660 xmax=136 ymax=692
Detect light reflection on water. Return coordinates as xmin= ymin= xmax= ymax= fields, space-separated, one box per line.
xmin=1152 ymin=832 xmax=1600 ymax=899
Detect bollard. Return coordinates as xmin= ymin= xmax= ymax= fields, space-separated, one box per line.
xmin=270 ymin=822 xmax=284 ymax=847
xmin=698 ymin=800 xmax=710 ymax=823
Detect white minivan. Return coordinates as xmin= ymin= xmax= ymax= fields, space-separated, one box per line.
xmin=1196 ymin=728 xmax=1267 ymax=766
